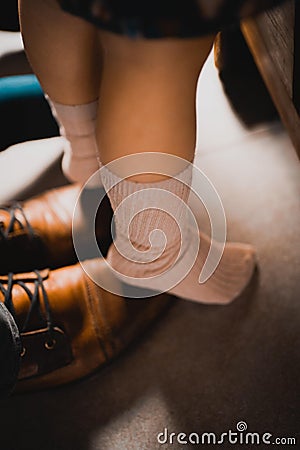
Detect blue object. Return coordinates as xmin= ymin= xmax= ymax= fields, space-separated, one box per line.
xmin=0 ymin=75 xmax=43 ymax=102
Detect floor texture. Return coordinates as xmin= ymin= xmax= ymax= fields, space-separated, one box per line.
xmin=0 ymin=49 xmax=299 ymax=449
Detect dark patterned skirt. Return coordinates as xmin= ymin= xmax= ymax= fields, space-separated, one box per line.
xmin=58 ymin=0 xmax=290 ymax=38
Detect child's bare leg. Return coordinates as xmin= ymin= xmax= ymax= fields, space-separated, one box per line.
xmin=96 ymin=32 xmax=256 ymax=304
xmin=19 ymin=0 xmax=102 ymax=183
xmin=97 ymin=31 xmax=214 ymax=180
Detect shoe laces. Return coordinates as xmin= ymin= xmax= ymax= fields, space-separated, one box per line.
xmin=0 ymin=203 xmax=35 ymax=240
xmin=0 ymin=270 xmax=55 ymax=345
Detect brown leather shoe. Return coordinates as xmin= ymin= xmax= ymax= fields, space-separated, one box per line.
xmin=0 ymin=259 xmax=173 ymax=392
xmin=0 ymin=184 xmax=113 ymax=274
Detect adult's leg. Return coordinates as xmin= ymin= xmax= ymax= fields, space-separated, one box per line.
xmin=96 ymin=32 xmax=256 ymax=304
xmin=18 ymin=0 xmax=102 ymax=183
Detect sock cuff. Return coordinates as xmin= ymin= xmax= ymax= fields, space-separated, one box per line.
xmin=101 ymin=162 xmax=193 ymax=265
xmin=45 ymin=95 xmax=98 ymax=136
xmin=101 ymin=162 xmax=192 ymax=209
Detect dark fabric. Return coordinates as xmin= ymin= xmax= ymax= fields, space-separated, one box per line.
xmin=59 ymin=0 xmax=289 ymax=38
xmin=0 ymin=303 xmax=21 ymax=398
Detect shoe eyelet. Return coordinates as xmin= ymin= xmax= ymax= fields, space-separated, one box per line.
xmin=45 ymin=339 xmax=56 ymax=350
xmin=20 ymin=347 xmax=26 ymax=357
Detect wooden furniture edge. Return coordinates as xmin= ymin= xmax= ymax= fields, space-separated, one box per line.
xmin=241 ymin=18 xmax=300 ymax=156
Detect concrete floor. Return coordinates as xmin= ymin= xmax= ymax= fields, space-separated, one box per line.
xmin=0 ymin=50 xmax=299 ymax=449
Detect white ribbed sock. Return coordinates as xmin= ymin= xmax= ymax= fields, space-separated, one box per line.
xmin=101 ymin=164 xmax=256 ymax=305
xmin=47 ymin=97 xmax=101 ymax=184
